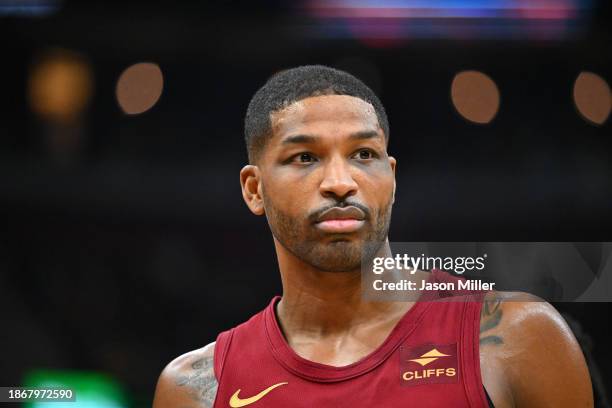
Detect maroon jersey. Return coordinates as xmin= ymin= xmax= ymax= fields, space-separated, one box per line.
xmin=213 ymin=269 xmax=491 ymax=407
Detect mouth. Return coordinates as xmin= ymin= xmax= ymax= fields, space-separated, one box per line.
xmin=315 ymin=219 xmax=365 ymax=233
xmin=314 ymin=206 xmax=366 ymax=234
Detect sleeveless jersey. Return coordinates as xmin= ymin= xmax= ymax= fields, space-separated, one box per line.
xmin=212 ymin=269 xmax=491 ymax=407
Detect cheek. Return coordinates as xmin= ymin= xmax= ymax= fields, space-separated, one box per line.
xmin=263 ymin=160 xmax=324 ymax=195
xmin=263 ymin=176 xmax=311 ymax=216
xmin=357 ymin=168 xmax=395 ymax=204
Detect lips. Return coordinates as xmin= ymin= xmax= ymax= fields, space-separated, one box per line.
xmin=314 ymin=206 xmax=366 ymax=233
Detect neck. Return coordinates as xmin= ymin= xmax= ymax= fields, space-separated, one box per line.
xmin=274 ymin=238 xmax=407 ymax=337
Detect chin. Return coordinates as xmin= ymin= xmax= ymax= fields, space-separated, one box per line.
xmin=305 ymin=242 xmax=364 ymax=272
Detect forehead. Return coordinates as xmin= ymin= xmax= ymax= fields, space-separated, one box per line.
xmin=270 ymin=94 xmax=381 ymax=139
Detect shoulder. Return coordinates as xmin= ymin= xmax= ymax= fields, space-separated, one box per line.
xmin=153 ymin=342 xmax=218 ymax=408
xmin=480 ymin=290 xmax=581 ymax=346
xmin=480 ymin=291 xmax=593 ymax=407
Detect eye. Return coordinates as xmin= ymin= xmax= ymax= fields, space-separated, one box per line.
xmin=300 ymin=153 xmax=314 ymax=162
xmin=291 ymin=152 xmax=317 ymax=164
xmin=353 ymin=149 xmax=376 ymax=160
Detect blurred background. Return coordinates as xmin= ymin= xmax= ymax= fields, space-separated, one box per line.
xmin=1 ymin=0 xmax=611 ymax=406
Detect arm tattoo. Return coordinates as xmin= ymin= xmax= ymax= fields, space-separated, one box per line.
xmin=175 ymin=356 xmax=218 ymax=407
xmin=480 ymin=298 xmax=503 ymax=346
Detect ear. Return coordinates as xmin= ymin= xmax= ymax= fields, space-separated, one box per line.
xmin=240 ymin=165 xmax=265 ymax=215
xmin=388 ymin=156 xmax=397 ymax=204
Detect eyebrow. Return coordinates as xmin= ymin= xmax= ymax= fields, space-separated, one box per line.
xmin=281 ymin=130 xmax=380 ymax=145
xmin=348 ymin=130 xmax=380 ymax=141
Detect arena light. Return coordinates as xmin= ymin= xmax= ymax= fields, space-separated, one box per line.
xmin=0 ymin=0 xmax=62 ymax=16
xmin=27 ymin=49 xmax=93 ymax=124
xmin=116 ymin=62 xmax=164 ymax=115
xmin=573 ymin=71 xmax=611 ymax=126
xmin=300 ymin=0 xmax=593 ymax=42
xmin=451 ymin=70 xmax=500 ymax=125
xmin=23 ymin=369 xmax=128 ymax=408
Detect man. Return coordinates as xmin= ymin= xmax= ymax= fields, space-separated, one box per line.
xmin=153 ymin=65 xmax=593 ymax=407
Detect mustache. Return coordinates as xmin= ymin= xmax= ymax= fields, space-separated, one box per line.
xmin=308 ymin=200 xmax=371 ymax=224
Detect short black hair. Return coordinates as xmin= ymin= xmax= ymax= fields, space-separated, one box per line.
xmin=244 ymin=65 xmax=389 ymax=163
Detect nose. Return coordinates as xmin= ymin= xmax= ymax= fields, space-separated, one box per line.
xmin=319 ymin=155 xmax=358 ymax=200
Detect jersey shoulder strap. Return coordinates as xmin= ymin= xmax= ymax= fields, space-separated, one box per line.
xmin=213 ymin=328 xmax=234 ymax=382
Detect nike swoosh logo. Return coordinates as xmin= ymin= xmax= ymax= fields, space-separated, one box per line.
xmin=229 ymin=382 xmax=288 ymax=407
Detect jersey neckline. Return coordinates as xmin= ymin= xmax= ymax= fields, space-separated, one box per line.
xmin=263 ymin=270 xmax=438 ymax=382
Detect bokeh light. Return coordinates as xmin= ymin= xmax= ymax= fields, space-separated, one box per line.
xmin=116 ymin=62 xmax=164 ymax=115
xmin=573 ymin=71 xmax=611 ymax=126
xmin=451 ymin=70 xmax=500 ymax=125
xmin=28 ymin=49 xmax=93 ymax=123
xmin=302 ymin=0 xmax=591 ymax=42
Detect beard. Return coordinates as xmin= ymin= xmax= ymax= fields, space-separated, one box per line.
xmin=262 ymin=187 xmax=393 ymax=273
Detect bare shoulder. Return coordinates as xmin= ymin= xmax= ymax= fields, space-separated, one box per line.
xmin=480 ymin=291 xmax=593 ymax=407
xmin=153 ymin=342 xmax=218 ymax=408
xmin=480 ymin=290 xmax=584 ymax=345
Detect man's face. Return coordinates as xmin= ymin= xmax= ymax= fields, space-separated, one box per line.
xmin=256 ymin=94 xmax=396 ymax=272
